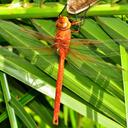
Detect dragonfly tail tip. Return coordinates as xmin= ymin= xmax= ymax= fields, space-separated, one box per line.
xmin=53 ymin=118 xmax=59 ymax=125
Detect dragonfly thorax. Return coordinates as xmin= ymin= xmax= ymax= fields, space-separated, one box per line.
xmin=56 ymin=16 xmax=71 ymax=30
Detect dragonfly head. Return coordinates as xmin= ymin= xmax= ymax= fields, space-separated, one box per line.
xmin=56 ymin=16 xmax=71 ymax=30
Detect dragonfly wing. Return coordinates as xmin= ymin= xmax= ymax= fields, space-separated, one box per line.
xmin=70 ymin=38 xmax=120 ymax=58
xmin=66 ymin=48 xmax=125 ymax=101
xmin=71 ymin=38 xmax=102 ymax=45
xmin=66 ymin=52 xmax=124 ymax=101
xmin=21 ymin=28 xmax=55 ymax=43
xmin=67 ymin=49 xmax=123 ymax=83
xmin=0 ymin=45 xmax=57 ymax=58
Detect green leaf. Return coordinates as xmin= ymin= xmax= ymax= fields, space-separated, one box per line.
xmin=0 ymin=19 xmax=126 ymax=127
xmin=120 ymin=46 xmax=128 ymax=127
xmin=0 ymin=72 xmax=18 ymax=128
xmin=10 ymin=95 xmax=37 ymax=128
xmin=96 ymin=16 xmax=128 ymax=50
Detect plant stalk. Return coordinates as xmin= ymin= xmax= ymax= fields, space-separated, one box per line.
xmin=0 ymin=3 xmax=128 ymax=19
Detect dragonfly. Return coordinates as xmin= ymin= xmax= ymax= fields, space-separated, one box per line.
xmin=0 ymin=16 xmax=124 ymax=125
xmin=67 ymin=0 xmax=97 ymax=14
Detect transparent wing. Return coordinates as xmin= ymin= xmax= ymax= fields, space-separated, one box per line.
xmin=70 ymin=38 xmax=121 ymax=59
xmin=71 ymin=38 xmax=102 ymax=45
xmin=67 ymin=48 xmax=123 ymax=83
xmin=0 ymin=45 xmax=55 ymax=55
xmin=21 ymin=28 xmax=55 ymax=43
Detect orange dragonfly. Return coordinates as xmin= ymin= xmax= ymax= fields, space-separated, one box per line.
xmin=0 ymin=16 xmax=124 ymax=125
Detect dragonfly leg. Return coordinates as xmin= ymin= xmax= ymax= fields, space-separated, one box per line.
xmin=71 ymin=21 xmax=81 ymax=26
xmin=71 ymin=21 xmax=81 ymax=33
xmin=71 ymin=30 xmax=79 ymax=33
